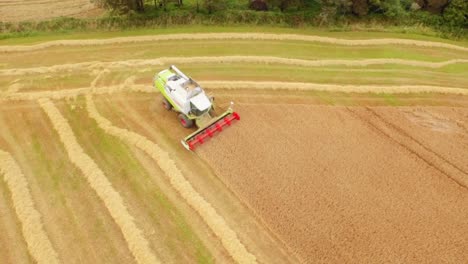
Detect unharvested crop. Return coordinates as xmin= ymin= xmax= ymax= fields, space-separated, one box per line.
xmin=1 ymin=33 xmax=467 ymax=53
xmin=198 ymin=104 xmax=468 ymax=262
xmin=0 ymin=150 xmax=59 ymax=264
xmin=85 ymin=95 xmax=257 ymax=264
xmin=38 ymin=98 xmax=159 ymax=264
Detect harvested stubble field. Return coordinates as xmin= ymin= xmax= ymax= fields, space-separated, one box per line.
xmin=0 ymin=27 xmax=467 ymax=263
xmin=0 ymin=0 xmax=100 ymax=22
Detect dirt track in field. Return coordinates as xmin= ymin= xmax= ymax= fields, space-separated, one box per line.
xmin=1 ymin=33 xmax=467 ymax=53
xmin=0 ymin=150 xmax=59 ymax=264
xmin=198 ymin=103 xmax=468 ymax=263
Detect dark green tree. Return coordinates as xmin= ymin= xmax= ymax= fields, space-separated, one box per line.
xmin=203 ymin=0 xmax=226 ymax=13
xmin=267 ymin=0 xmax=304 ymax=12
xmin=369 ymin=0 xmax=407 ymax=18
xmin=352 ymin=0 xmax=369 ymax=16
xmin=443 ymin=0 xmax=468 ymax=28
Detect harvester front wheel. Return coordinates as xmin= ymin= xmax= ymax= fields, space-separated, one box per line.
xmin=162 ymin=98 xmax=172 ymax=110
xmin=178 ymin=114 xmax=194 ymax=128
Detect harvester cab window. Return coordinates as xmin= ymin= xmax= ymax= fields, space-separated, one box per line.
xmin=190 ymin=102 xmax=206 ymax=116
xmin=168 ymin=74 xmax=179 ymax=81
xmin=165 ymin=84 xmax=174 ymax=92
xmin=187 ymin=87 xmax=202 ymax=99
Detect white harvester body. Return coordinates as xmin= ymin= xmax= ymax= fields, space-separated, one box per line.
xmin=154 ymin=65 xmax=240 ymax=150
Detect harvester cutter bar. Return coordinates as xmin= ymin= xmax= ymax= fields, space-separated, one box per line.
xmin=181 ymin=111 xmax=240 ymax=150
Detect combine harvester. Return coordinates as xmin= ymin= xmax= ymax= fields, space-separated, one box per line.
xmin=154 ymin=65 xmax=240 ymax=150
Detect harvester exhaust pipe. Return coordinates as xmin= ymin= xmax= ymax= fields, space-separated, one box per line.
xmin=170 ymin=65 xmax=190 ymax=80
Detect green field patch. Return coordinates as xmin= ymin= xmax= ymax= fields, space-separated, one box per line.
xmin=19 ymin=72 xmax=94 ymax=91
xmin=175 ymin=63 xmax=468 ymax=88
xmin=3 ymin=60 xmax=466 ymax=93
xmin=378 ymin=93 xmax=403 ymax=106
xmin=437 ymin=63 xmax=468 ymax=74
xmin=1 ymin=26 xmax=466 ymax=46
xmin=2 ymin=37 xmax=466 ymax=69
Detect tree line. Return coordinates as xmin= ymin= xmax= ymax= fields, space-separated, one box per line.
xmin=95 ymin=0 xmax=466 ymax=30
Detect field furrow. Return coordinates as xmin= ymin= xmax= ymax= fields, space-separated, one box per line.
xmin=372 ymin=107 xmax=468 ymax=172
xmin=346 ymin=107 xmax=468 ymax=189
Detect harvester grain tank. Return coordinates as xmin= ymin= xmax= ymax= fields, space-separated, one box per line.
xmin=154 ymin=65 xmax=240 ymax=150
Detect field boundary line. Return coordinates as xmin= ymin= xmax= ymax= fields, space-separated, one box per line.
xmin=1 ymin=33 xmax=467 ymax=53
xmin=2 ymin=56 xmax=467 ymax=76
xmin=85 ymin=94 xmax=257 ymax=264
xmin=38 ymin=98 xmax=160 ymax=264
xmin=0 ymin=149 xmax=60 ymax=264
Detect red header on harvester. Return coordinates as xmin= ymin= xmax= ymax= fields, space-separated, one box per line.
xmin=186 ymin=112 xmax=240 ymax=150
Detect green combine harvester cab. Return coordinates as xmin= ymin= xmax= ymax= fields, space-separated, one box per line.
xmin=154 ymin=65 xmax=240 ymax=150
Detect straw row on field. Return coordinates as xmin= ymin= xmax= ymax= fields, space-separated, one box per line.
xmin=0 ymin=150 xmax=59 ymax=264
xmin=1 ymin=56 xmax=466 ymax=76
xmin=38 ymin=98 xmax=159 ymax=264
xmin=2 ymin=80 xmax=467 ymax=102
xmin=201 ymin=81 xmax=468 ymax=95
xmin=85 ymin=94 xmax=257 ymax=264
xmin=1 ymin=33 xmax=467 ymax=53
xmin=2 ymin=81 xmax=151 ymax=100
